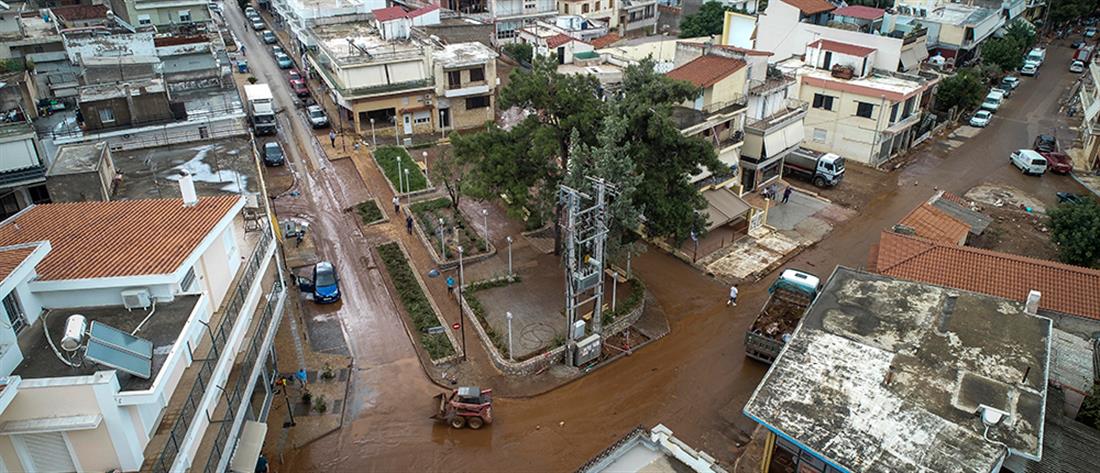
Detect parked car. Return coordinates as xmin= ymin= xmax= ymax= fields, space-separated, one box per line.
xmin=299 ymin=261 xmax=341 ymax=304
xmin=1020 ymin=62 xmax=1039 ymax=76
xmin=244 ymin=6 xmax=257 ymax=15
xmin=1086 ymin=27 xmax=1098 ymax=38
xmin=263 ymin=141 xmax=285 ymax=166
xmin=275 ymin=52 xmax=293 ymax=69
xmin=1071 ymin=60 xmax=1087 ymax=73
xmin=306 ymin=105 xmax=329 ymax=128
xmin=1057 ymin=192 xmax=1086 ymax=204
xmin=969 ymin=110 xmax=992 ymax=127
xmin=1033 ymin=134 xmax=1058 ymax=153
xmin=262 ymin=30 xmax=276 ymax=44
xmin=1010 ymin=149 xmax=1048 ymax=176
xmin=1072 ymin=39 xmax=1087 ymax=49
xmin=1040 ymin=151 xmax=1073 ymax=174
xmin=272 ymin=45 xmax=284 ymax=56
xmin=251 ymin=19 xmax=265 ymax=30
xmin=999 ymin=76 xmax=1020 ymax=91
xmin=208 ymin=2 xmax=221 ymax=13
xmin=288 ymin=69 xmax=302 ymax=83
xmin=981 ymin=89 xmax=1005 ymax=112
xmin=290 ymin=78 xmax=309 ymax=97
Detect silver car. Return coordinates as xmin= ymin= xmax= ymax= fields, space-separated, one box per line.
xmin=306 ymin=105 xmax=329 ymax=128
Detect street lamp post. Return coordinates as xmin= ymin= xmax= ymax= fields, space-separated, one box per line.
xmin=404 ymin=168 xmax=410 ymax=197
xmin=370 ymin=118 xmax=376 ymax=147
xmin=481 ymin=208 xmax=489 ymax=244
xmin=396 ymin=156 xmax=404 ymax=197
xmin=506 ymin=235 xmax=513 ymax=278
xmin=438 ymin=217 xmax=446 ymax=259
xmin=422 ymin=151 xmax=429 ymax=176
xmin=458 ymin=245 xmax=467 ymax=361
xmin=506 ymin=311 xmax=514 ymax=361
xmin=611 ymin=273 xmax=618 ymax=311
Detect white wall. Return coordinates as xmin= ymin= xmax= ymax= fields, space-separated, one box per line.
xmin=196 ymin=225 xmax=236 ymax=309
xmin=30 ymin=281 xmax=176 ymax=309
xmin=756 ymin=2 xmax=905 ymax=70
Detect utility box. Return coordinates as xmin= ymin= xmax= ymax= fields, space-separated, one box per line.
xmin=574 ymin=334 xmax=601 ymax=366
xmin=571 ymin=320 xmax=586 ymax=340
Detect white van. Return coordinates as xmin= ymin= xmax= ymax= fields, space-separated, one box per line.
xmin=1027 ymin=47 xmax=1046 ymax=66
xmin=981 ymin=89 xmax=1006 ymax=111
xmin=1010 ymin=149 xmax=1048 ymax=176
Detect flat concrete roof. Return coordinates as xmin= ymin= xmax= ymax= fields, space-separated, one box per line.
xmin=111 ymin=136 xmax=258 ymax=199
xmin=309 ymin=22 xmax=425 ymax=65
xmin=14 ymin=295 xmax=201 ymax=391
xmin=78 ymin=78 xmax=165 ymax=103
xmin=47 ymin=141 xmax=106 ymax=176
xmin=433 ymin=42 xmax=496 ymax=68
xmin=744 ymin=267 xmax=1051 ymax=473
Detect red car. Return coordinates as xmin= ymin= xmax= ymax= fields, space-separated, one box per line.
xmin=287 ymin=69 xmax=302 ymax=83
xmin=1040 ymin=151 xmax=1073 ymax=174
xmin=290 ymin=78 xmax=309 ymax=97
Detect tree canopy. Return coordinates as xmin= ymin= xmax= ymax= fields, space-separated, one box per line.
xmin=679 ymin=1 xmax=737 ymax=38
xmin=1048 ymin=198 xmax=1100 ymax=268
xmin=935 ymin=68 xmax=985 ymax=117
xmin=1050 ymin=0 xmax=1096 ymax=26
xmin=981 ymin=20 xmax=1036 ymax=71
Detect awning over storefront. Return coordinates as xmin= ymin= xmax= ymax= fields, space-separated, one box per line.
xmin=899 ymin=46 xmax=928 ymax=71
xmin=229 ymin=421 xmax=268 ymax=473
xmin=703 ymin=187 xmax=751 ymax=232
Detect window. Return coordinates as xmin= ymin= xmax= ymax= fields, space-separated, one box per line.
xmin=446 ymin=70 xmax=461 ymax=88
xmin=813 ymin=128 xmax=827 ymax=143
xmin=596 ymin=0 xmax=601 ymax=9
xmin=178 ymin=10 xmax=192 ymax=22
xmin=466 ymin=95 xmax=490 ymax=109
xmin=645 ymin=5 xmax=654 ymax=17
xmin=413 ymin=111 xmax=431 ymax=124
xmin=609 ymin=0 xmax=614 ymax=8
xmin=3 ymin=292 xmax=27 ymax=335
xmin=890 ymin=103 xmax=899 ymax=123
xmin=469 ymin=67 xmax=485 ymax=82
xmin=138 ymin=14 xmax=152 ymax=25
xmin=582 ymin=3 xmax=590 ymax=13
xmin=811 ymin=93 xmax=834 ymax=111
xmin=14 ymin=432 xmax=77 ymax=472
xmin=180 ymin=267 xmax=197 ymax=291
xmin=98 ymin=107 xmax=115 ymax=123
xmin=903 ymin=96 xmax=915 ymax=118
xmin=27 ymin=185 xmax=50 ymax=205
xmin=855 ymin=101 xmax=875 ymax=119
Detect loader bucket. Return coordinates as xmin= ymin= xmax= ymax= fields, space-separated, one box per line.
xmin=430 ymin=393 xmax=447 ymax=420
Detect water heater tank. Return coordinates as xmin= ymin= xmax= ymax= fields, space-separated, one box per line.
xmin=61 ymin=315 xmax=87 ymax=352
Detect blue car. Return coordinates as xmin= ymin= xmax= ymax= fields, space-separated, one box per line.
xmin=302 ymin=261 xmax=340 ymax=303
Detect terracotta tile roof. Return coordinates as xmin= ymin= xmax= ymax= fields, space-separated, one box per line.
xmin=408 ymin=4 xmax=439 ymax=18
xmin=547 ymin=33 xmax=582 ymax=49
xmin=832 ymin=5 xmax=885 ymax=20
xmin=808 ymin=39 xmax=876 ymax=57
xmin=871 ymin=231 xmax=1100 ymax=320
xmin=898 ymin=203 xmax=970 ymax=244
xmin=666 ymin=55 xmax=746 ymax=88
xmin=51 ymin=4 xmax=109 ymax=22
xmin=0 ymin=196 xmax=242 ymax=281
xmin=782 ymin=0 xmax=836 ymax=15
xmin=939 ymin=191 xmax=968 ymax=205
xmin=590 ymin=33 xmax=621 ymax=49
xmin=372 ymin=6 xmax=409 ymax=22
xmin=0 ymin=244 xmax=38 ymax=285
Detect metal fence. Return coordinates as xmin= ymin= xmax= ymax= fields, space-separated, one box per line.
xmin=150 ymin=227 xmax=274 ymax=473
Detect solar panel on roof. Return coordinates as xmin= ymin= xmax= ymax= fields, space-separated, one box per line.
xmin=85 ymin=340 xmax=153 ymax=379
xmin=89 ymin=321 xmax=153 ymax=359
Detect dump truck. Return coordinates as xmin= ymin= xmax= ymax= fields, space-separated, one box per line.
xmin=244 ymin=84 xmax=277 ymax=135
xmin=783 ymin=148 xmax=844 ymax=188
xmin=744 ymin=269 xmax=821 ymax=364
xmin=431 ymin=387 xmax=492 ymax=429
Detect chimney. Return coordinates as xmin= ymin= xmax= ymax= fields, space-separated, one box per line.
xmin=1024 ymin=290 xmax=1041 ymax=315
xmin=179 ymin=170 xmax=198 ymax=207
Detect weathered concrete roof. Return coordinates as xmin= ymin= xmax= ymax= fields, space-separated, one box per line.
xmin=744 ymin=267 xmax=1051 ymax=473
xmin=47 ymin=141 xmax=106 ymax=176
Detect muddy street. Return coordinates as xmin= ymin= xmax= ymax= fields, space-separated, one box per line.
xmin=226 ymin=2 xmax=1091 ymax=468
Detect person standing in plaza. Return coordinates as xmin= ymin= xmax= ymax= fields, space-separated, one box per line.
xmin=329 ymin=129 xmax=337 ymax=148
xmin=727 ymin=285 xmax=739 ymax=307
xmin=782 ymin=186 xmax=793 ymax=204
xmin=406 ymin=215 xmax=413 ymax=234
xmin=392 ymin=195 xmax=400 ymax=214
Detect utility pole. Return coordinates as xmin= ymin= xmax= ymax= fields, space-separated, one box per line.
xmin=560 ymin=177 xmax=615 ymax=363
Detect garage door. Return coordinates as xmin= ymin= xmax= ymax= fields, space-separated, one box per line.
xmin=16 ymin=432 xmax=76 ymax=472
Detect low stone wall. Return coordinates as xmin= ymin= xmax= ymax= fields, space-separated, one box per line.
xmin=377 ymin=240 xmax=462 ymax=365
xmin=604 ymin=295 xmax=646 ymax=336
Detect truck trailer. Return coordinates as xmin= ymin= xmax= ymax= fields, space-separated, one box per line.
xmin=744 ymin=269 xmax=821 ymax=364
xmin=244 ymin=84 xmax=277 ymax=135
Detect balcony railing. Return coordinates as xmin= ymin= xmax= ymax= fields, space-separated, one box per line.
xmin=745 ymin=99 xmax=808 ymax=133
xmin=0 ymin=165 xmax=46 ymax=186
xmin=149 ymin=227 xmax=274 ymax=473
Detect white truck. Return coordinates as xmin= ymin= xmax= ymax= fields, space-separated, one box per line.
xmin=783 ymin=148 xmax=845 ymax=187
xmin=244 ymin=84 xmax=277 ymax=135
xmin=744 ymin=269 xmax=821 ymax=364
xmin=1026 ymin=47 xmax=1046 ymax=67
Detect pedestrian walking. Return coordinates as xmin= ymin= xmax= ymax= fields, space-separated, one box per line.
xmin=329 ymin=129 xmax=337 ymax=148
xmin=727 ymin=285 xmax=739 ymax=307
xmin=446 ymin=276 xmax=455 ymax=295
xmin=392 ymin=195 xmax=400 ymax=213
xmin=240 ymin=45 xmax=246 ymax=56
xmin=782 ymin=186 xmax=793 ymax=204
xmin=406 ymin=215 xmax=413 ymax=234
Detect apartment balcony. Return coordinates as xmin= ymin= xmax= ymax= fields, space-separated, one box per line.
xmin=141 ymin=227 xmax=281 ymax=473
xmin=742 ymin=99 xmax=808 ymax=164
xmin=0 ymin=165 xmax=46 ymax=188
xmin=744 ymin=98 xmax=808 ymax=135
xmin=443 ymin=82 xmax=492 ymax=98
xmin=749 ymin=73 xmax=796 ymax=97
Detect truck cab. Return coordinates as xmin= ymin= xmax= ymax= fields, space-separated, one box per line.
xmin=784 ymin=148 xmax=845 ymax=188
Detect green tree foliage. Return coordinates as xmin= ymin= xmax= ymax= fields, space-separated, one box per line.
xmin=1048 ymin=198 xmax=1100 ymax=268
xmin=564 ymin=117 xmax=642 ymax=257
xmin=618 ymin=59 xmax=722 ymax=241
xmin=502 ymin=43 xmax=533 ymax=64
xmin=982 ymin=37 xmax=1025 ymax=71
xmin=935 ymin=68 xmax=985 ymax=116
xmin=1005 ymin=19 xmax=1036 ymax=49
xmin=1050 ymin=0 xmax=1095 ymax=25
xmin=1079 ymin=383 xmax=1100 ymax=429
xmin=679 ymin=1 xmax=737 ymax=38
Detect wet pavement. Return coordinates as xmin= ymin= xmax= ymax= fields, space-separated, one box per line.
xmin=221 ymin=4 xmax=1096 ymax=468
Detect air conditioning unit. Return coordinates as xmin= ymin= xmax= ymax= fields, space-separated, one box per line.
xmin=121 ymin=288 xmax=152 ymax=310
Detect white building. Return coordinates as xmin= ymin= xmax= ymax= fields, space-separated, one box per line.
xmin=0 ymin=188 xmax=285 ymax=472
xmin=0 ymin=120 xmax=50 ymax=222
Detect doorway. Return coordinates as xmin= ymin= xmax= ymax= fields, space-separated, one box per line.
xmin=403 ymin=114 xmax=413 ymax=135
